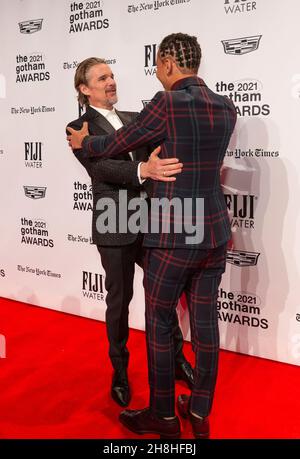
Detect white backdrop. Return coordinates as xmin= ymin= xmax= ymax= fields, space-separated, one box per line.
xmin=0 ymin=0 xmax=300 ymax=365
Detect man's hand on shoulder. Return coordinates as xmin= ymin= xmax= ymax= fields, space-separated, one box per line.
xmin=66 ymin=121 xmax=89 ymax=150
xmin=140 ymin=146 xmax=183 ymax=182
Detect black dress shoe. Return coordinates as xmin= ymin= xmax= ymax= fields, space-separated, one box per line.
xmin=111 ymin=368 xmax=131 ymax=407
xmin=177 ymin=394 xmax=209 ymax=439
xmin=175 ymin=360 xmax=194 ymax=389
xmin=119 ymin=407 xmax=181 ymax=439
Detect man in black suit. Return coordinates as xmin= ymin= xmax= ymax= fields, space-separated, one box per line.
xmin=67 ymin=57 xmax=194 ymax=407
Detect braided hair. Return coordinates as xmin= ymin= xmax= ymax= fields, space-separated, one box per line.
xmin=158 ymin=33 xmax=201 ymax=73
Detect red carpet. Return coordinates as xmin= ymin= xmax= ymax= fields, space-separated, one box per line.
xmin=0 ymin=297 xmax=299 ymax=439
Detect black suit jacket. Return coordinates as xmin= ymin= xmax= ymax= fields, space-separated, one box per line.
xmin=68 ymin=106 xmax=150 ymax=246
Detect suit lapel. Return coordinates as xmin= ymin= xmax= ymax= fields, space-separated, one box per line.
xmin=116 ymin=110 xmax=132 ymax=126
xmin=85 ymin=106 xmax=133 ymax=160
xmin=85 ymin=106 xmax=115 ymax=135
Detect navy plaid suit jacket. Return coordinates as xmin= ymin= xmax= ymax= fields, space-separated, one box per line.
xmin=82 ymin=76 xmax=237 ymax=249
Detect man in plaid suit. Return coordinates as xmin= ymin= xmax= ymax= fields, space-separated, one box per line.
xmin=67 ymin=33 xmax=237 ymax=439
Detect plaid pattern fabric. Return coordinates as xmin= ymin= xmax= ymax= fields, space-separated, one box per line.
xmin=143 ymin=244 xmax=227 ymax=418
xmin=82 ymin=76 xmax=237 ymax=248
xmin=81 ymin=77 xmax=236 ymax=417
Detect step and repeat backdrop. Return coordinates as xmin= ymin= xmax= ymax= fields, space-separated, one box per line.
xmin=0 ymin=0 xmax=300 ymax=365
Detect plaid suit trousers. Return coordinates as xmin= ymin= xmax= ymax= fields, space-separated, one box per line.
xmin=143 ymin=244 xmax=227 ymax=418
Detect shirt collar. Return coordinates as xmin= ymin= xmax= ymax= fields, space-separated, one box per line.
xmin=171 ymin=76 xmax=206 ymax=91
xmin=89 ymin=105 xmax=116 ymax=119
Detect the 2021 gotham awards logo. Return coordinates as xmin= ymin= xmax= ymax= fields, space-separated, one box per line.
xmin=23 ymin=186 xmax=46 ymax=199
xmin=227 ymin=249 xmax=260 ymax=267
xmin=20 ymin=217 xmax=54 ymax=248
xmin=144 ymin=44 xmax=157 ymax=76
xmin=18 ymin=18 xmax=43 ymax=34
xmin=73 ymin=181 xmax=93 ymax=211
xmin=222 ymin=35 xmax=262 ymax=55
xmin=215 ymin=78 xmax=270 ymax=117
xmin=217 ymin=287 xmax=268 ymax=329
xmin=24 ymin=142 xmax=43 ymax=168
xmin=0 ymin=268 xmax=5 ymax=278
xmin=68 ymin=1 xmax=109 ymax=33
xmin=82 ymin=271 xmax=105 ymax=301
xmin=223 ymin=0 xmax=257 ymax=14
xmin=224 ymin=193 xmax=257 ymax=230
xmin=15 ymin=53 xmax=50 ymax=83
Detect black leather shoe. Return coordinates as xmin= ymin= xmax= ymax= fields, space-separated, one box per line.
xmin=177 ymin=394 xmax=209 ymax=439
xmin=119 ymin=407 xmax=181 ymax=439
xmin=111 ymin=368 xmax=131 ymax=407
xmin=175 ymin=360 xmax=194 ymax=389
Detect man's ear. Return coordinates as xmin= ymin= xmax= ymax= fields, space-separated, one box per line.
xmin=165 ymin=57 xmax=173 ymax=76
xmin=79 ymin=83 xmax=90 ymax=96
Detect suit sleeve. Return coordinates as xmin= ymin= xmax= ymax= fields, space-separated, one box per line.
xmin=79 ymin=153 xmax=142 ymax=188
xmin=67 ymin=123 xmax=142 ymax=188
xmin=224 ymin=96 xmax=237 ymax=128
xmin=81 ymin=91 xmax=167 ymax=158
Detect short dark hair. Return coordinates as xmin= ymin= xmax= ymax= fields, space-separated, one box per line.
xmin=158 ymin=33 xmax=201 ymax=74
xmin=74 ymin=57 xmax=106 ymax=107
